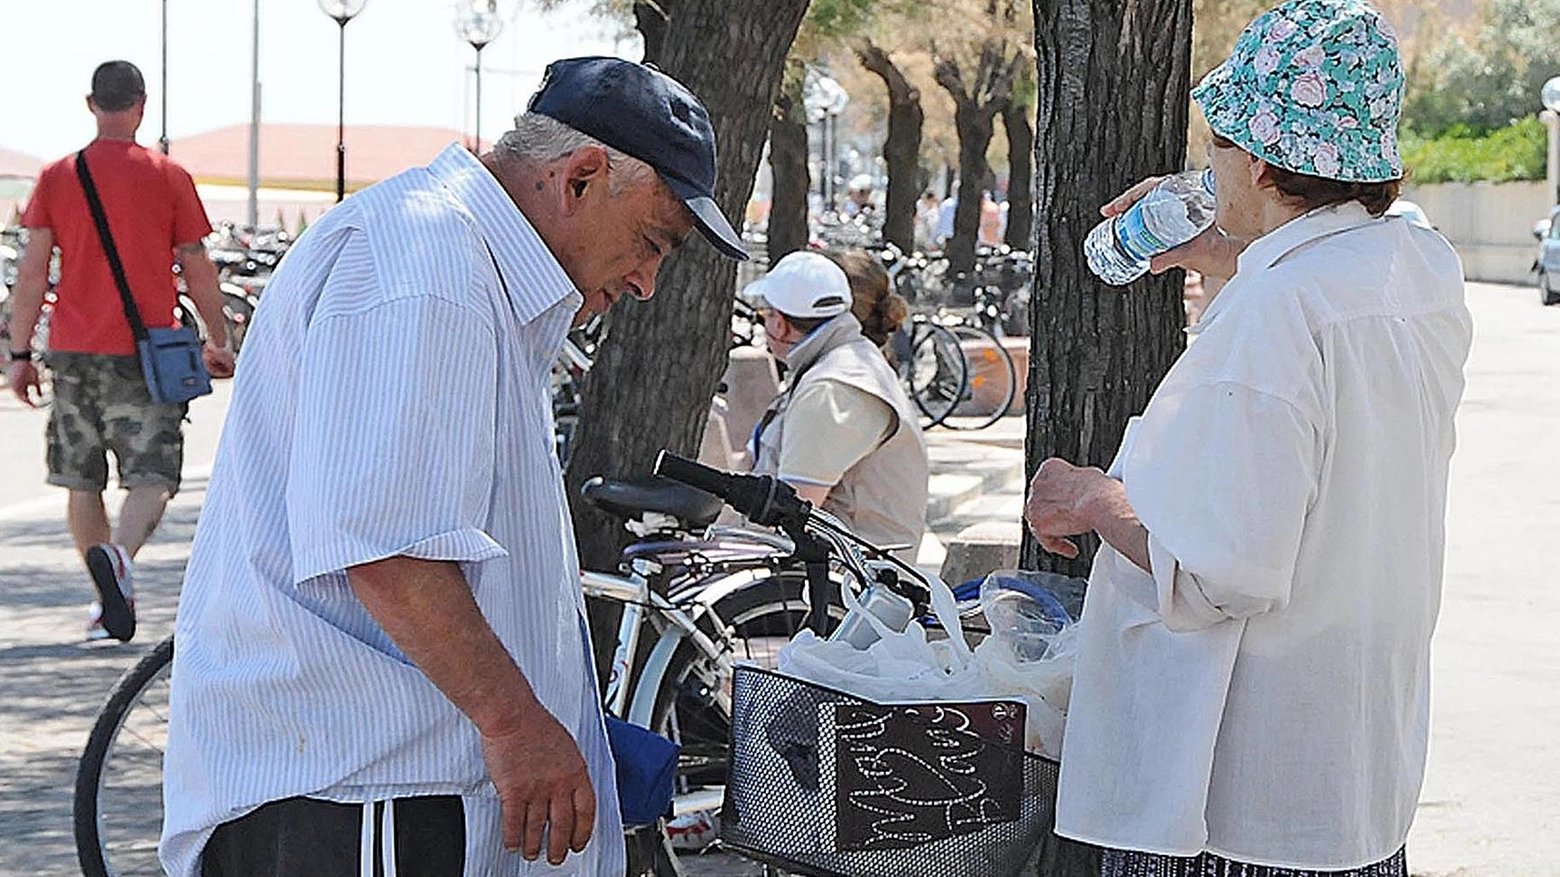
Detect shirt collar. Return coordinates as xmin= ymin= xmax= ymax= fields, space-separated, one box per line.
xmin=1237 ymin=201 xmax=1379 ymax=275
xmin=426 ymin=143 xmax=580 ymax=325
xmin=1194 ymin=202 xmax=1380 ymax=333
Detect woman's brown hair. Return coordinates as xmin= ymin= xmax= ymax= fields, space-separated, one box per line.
xmin=829 ymin=249 xmax=910 ymax=349
xmin=1211 ymin=133 xmax=1401 ymax=217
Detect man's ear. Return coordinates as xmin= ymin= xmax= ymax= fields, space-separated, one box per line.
xmin=560 ymin=145 xmax=611 ymax=215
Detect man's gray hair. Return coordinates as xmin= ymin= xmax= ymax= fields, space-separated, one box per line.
xmin=495 ymin=113 xmax=657 ymax=195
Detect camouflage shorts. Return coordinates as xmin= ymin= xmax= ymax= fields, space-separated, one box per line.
xmin=44 ymin=352 xmax=186 ymax=495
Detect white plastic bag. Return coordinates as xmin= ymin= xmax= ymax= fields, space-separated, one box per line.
xmin=778 ymin=573 xmax=978 ymax=703
xmin=777 ymin=572 xmax=1077 ymax=756
xmin=968 ymin=624 xmax=1078 ymax=758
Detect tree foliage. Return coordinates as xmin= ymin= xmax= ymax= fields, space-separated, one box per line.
xmin=1403 ymin=0 xmax=1560 ymax=136
xmin=1400 ymin=116 xmax=1547 ymax=182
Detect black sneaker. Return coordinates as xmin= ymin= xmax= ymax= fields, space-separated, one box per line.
xmin=85 ymin=543 xmax=136 ymax=643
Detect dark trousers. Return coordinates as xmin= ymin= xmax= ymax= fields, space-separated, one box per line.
xmin=201 ymin=795 xmax=465 ymax=877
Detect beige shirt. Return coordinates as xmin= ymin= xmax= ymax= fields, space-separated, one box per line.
xmin=775 ymin=379 xmax=894 ymax=487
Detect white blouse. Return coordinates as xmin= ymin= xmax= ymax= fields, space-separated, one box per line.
xmin=1054 ymin=203 xmax=1472 ymax=869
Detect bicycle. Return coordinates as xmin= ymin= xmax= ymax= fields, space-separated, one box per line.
xmin=73 ymin=474 xmax=872 ymax=877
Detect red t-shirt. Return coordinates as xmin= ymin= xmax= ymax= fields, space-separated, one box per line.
xmin=21 ymin=139 xmax=213 ymax=355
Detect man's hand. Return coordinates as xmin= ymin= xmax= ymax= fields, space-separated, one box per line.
xmin=6 ymin=360 xmax=43 ymax=407
xmin=1024 ymin=457 xmax=1114 ymax=558
xmin=203 ymin=341 xmax=236 ymax=379
xmin=481 ymin=708 xmax=596 ymax=865
xmin=346 ymin=556 xmax=600 ymax=867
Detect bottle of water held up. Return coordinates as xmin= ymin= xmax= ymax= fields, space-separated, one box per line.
xmin=1083 ymin=168 xmax=1216 ymax=286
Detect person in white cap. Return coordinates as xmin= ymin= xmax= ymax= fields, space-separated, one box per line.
xmin=746 ymin=250 xmax=928 ymax=559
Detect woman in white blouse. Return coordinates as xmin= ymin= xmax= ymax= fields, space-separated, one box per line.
xmin=1024 ymin=2 xmax=1472 ymax=875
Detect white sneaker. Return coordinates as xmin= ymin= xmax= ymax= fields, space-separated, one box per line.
xmin=85 ymin=543 xmax=135 ymax=643
xmin=85 ymin=602 xmax=112 ymax=641
xmin=665 ymin=809 xmax=719 ymax=851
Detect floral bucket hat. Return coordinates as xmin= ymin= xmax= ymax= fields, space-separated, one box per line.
xmin=1192 ymin=0 xmax=1404 ymax=182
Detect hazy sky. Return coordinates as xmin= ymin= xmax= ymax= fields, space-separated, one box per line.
xmin=3 ymin=0 xmax=638 ymax=162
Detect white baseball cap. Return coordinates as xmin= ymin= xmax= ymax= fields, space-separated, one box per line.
xmin=744 ymin=251 xmax=852 ymax=319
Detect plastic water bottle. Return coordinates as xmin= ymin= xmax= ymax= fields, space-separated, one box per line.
xmin=1083 ymin=168 xmax=1216 ymax=286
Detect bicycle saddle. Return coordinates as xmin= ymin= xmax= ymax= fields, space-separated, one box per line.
xmin=580 ymin=476 xmax=724 ymax=528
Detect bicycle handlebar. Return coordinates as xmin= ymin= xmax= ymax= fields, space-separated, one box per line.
xmin=654 ymin=451 xmax=934 ymax=617
xmin=653 ymin=451 xmax=806 ymax=530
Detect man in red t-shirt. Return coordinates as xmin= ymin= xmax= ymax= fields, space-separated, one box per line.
xmin=5 ymin=60 xmax=236 ymax=642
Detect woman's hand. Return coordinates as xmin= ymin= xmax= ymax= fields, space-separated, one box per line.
xmin=1024 ymin=458 xmax=1113 ymax=558
xmin=1025 ymin=457 xmax=1152 ymax=571
xmin=1101 ymin=176 xmax=1248 ymax=282
xmin=1148 ymin=226 xmax=1246 ymax=282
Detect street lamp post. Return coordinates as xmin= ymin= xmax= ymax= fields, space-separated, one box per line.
xmin=453 ymin=2 xmax=505 ymax=153
xmin=318 ymin=0 xmax=368 ymax=203
xmin=803 ymin=70 xmax=849 ymax=213
xmin=159 ymin=0 xmax=169 ymax=155
xmin=1541 ymin=77 xmax=1560 ymax=207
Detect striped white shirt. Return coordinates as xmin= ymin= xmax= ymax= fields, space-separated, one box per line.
xmin=161 ymin=143 xmax=623 ymax=877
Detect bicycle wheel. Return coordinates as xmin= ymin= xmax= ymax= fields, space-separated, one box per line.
xmin=941 ymin=322 xmax=1017 ymax=431
xmin=903 ymin=320 xmax=965 ymax=428
xmin=75 ymin=634 xmax=174 ymax=877
xmin=652 ymin=571 xmax=848 ymax=790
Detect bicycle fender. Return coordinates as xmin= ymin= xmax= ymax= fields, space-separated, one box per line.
xmin=627 ymin=626 xmax=687 ymax=727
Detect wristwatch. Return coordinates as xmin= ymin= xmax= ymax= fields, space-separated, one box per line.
xmin=8 ymin=350 xmax=33 ymax=363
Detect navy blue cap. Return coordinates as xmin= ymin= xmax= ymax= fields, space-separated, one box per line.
xmin=528 ymin=56 xmax=749 ymax=261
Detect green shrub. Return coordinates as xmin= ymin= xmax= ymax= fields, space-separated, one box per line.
xmin=1401 ymin=117 xmax=1547 ymax=184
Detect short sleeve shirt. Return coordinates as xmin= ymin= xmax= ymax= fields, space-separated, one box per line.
xmin=22 ymin=139 xmax=212 ymax=354
xmin=160 ymin=144 xmax=622 ymax=877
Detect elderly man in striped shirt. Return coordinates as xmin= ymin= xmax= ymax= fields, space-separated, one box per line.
xmin=160 ymin=57 xmax=748 ymax=877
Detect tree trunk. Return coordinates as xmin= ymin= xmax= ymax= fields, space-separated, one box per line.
xmin=857 ymin=42 xmax=925 ymax=254
xmin=767 ymin=89 xmax=811 ymax=262
xmin=935 ymin=44 xmax=1022 ymax=275
xmin=566 ymin=0 xmax=810 ymax=679
xmin=1022 ymin=11 xmax=1193 ymax=870
xmin=948 ymin=104 xmax=993 ymax=275
xmin=633 ymin=1 xmax=670 ymax=65
xmin=1002 ymin=96 xmax=1035 ymax=250
xmin=1021 ymin=0 xmax=1193 ymax=576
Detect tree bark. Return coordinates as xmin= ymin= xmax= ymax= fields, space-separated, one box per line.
xmin=857 ymin=41 xmax=925 ymax=254
xmin=633 ymin=1 xmax=671 ymax=65
xmin=566 ymin=0 xmax=810 ymax=679
xmin=1002 ymin=95 xmax=1035 ymax=250
xmin=935 ymin=43 xmax=1023 ymax=275
xmin=1021 ymin=0 xmax=1193 ymax=579
xmin=1021 ymin=8 xmax=1193 ymax=870
xmin=767 ymin=87 xmax=811 ymax=262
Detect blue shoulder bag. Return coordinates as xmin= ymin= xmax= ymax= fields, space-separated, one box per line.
xmin=606 ymin=715 xmax=681 ymax=827
xmin=74 ymin=149 xmax=211 ymax=405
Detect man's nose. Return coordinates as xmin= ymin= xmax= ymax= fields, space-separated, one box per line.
xmin=629 ymin=263 xmax=659 ymax=301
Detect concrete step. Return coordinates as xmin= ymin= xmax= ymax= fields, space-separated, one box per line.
xmin=934 ymin=488 xmax=1025 ymax=536
xmin=925 ymin=448 xmax=1025 ymax=525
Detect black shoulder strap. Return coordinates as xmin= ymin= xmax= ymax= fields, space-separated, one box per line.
xmin=74 ymin=148 xmax=148 ymax=342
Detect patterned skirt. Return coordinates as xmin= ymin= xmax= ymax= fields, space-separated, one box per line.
xmin=1099 ymin=846 xmax=1407 ymax=877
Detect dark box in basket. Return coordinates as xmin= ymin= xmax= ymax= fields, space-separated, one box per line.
xmin=721 ymin=666 xmax=1060 ymax=877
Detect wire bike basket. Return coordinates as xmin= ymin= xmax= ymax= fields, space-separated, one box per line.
xmin=720 ymin=665 xmax=1059 ymax=877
